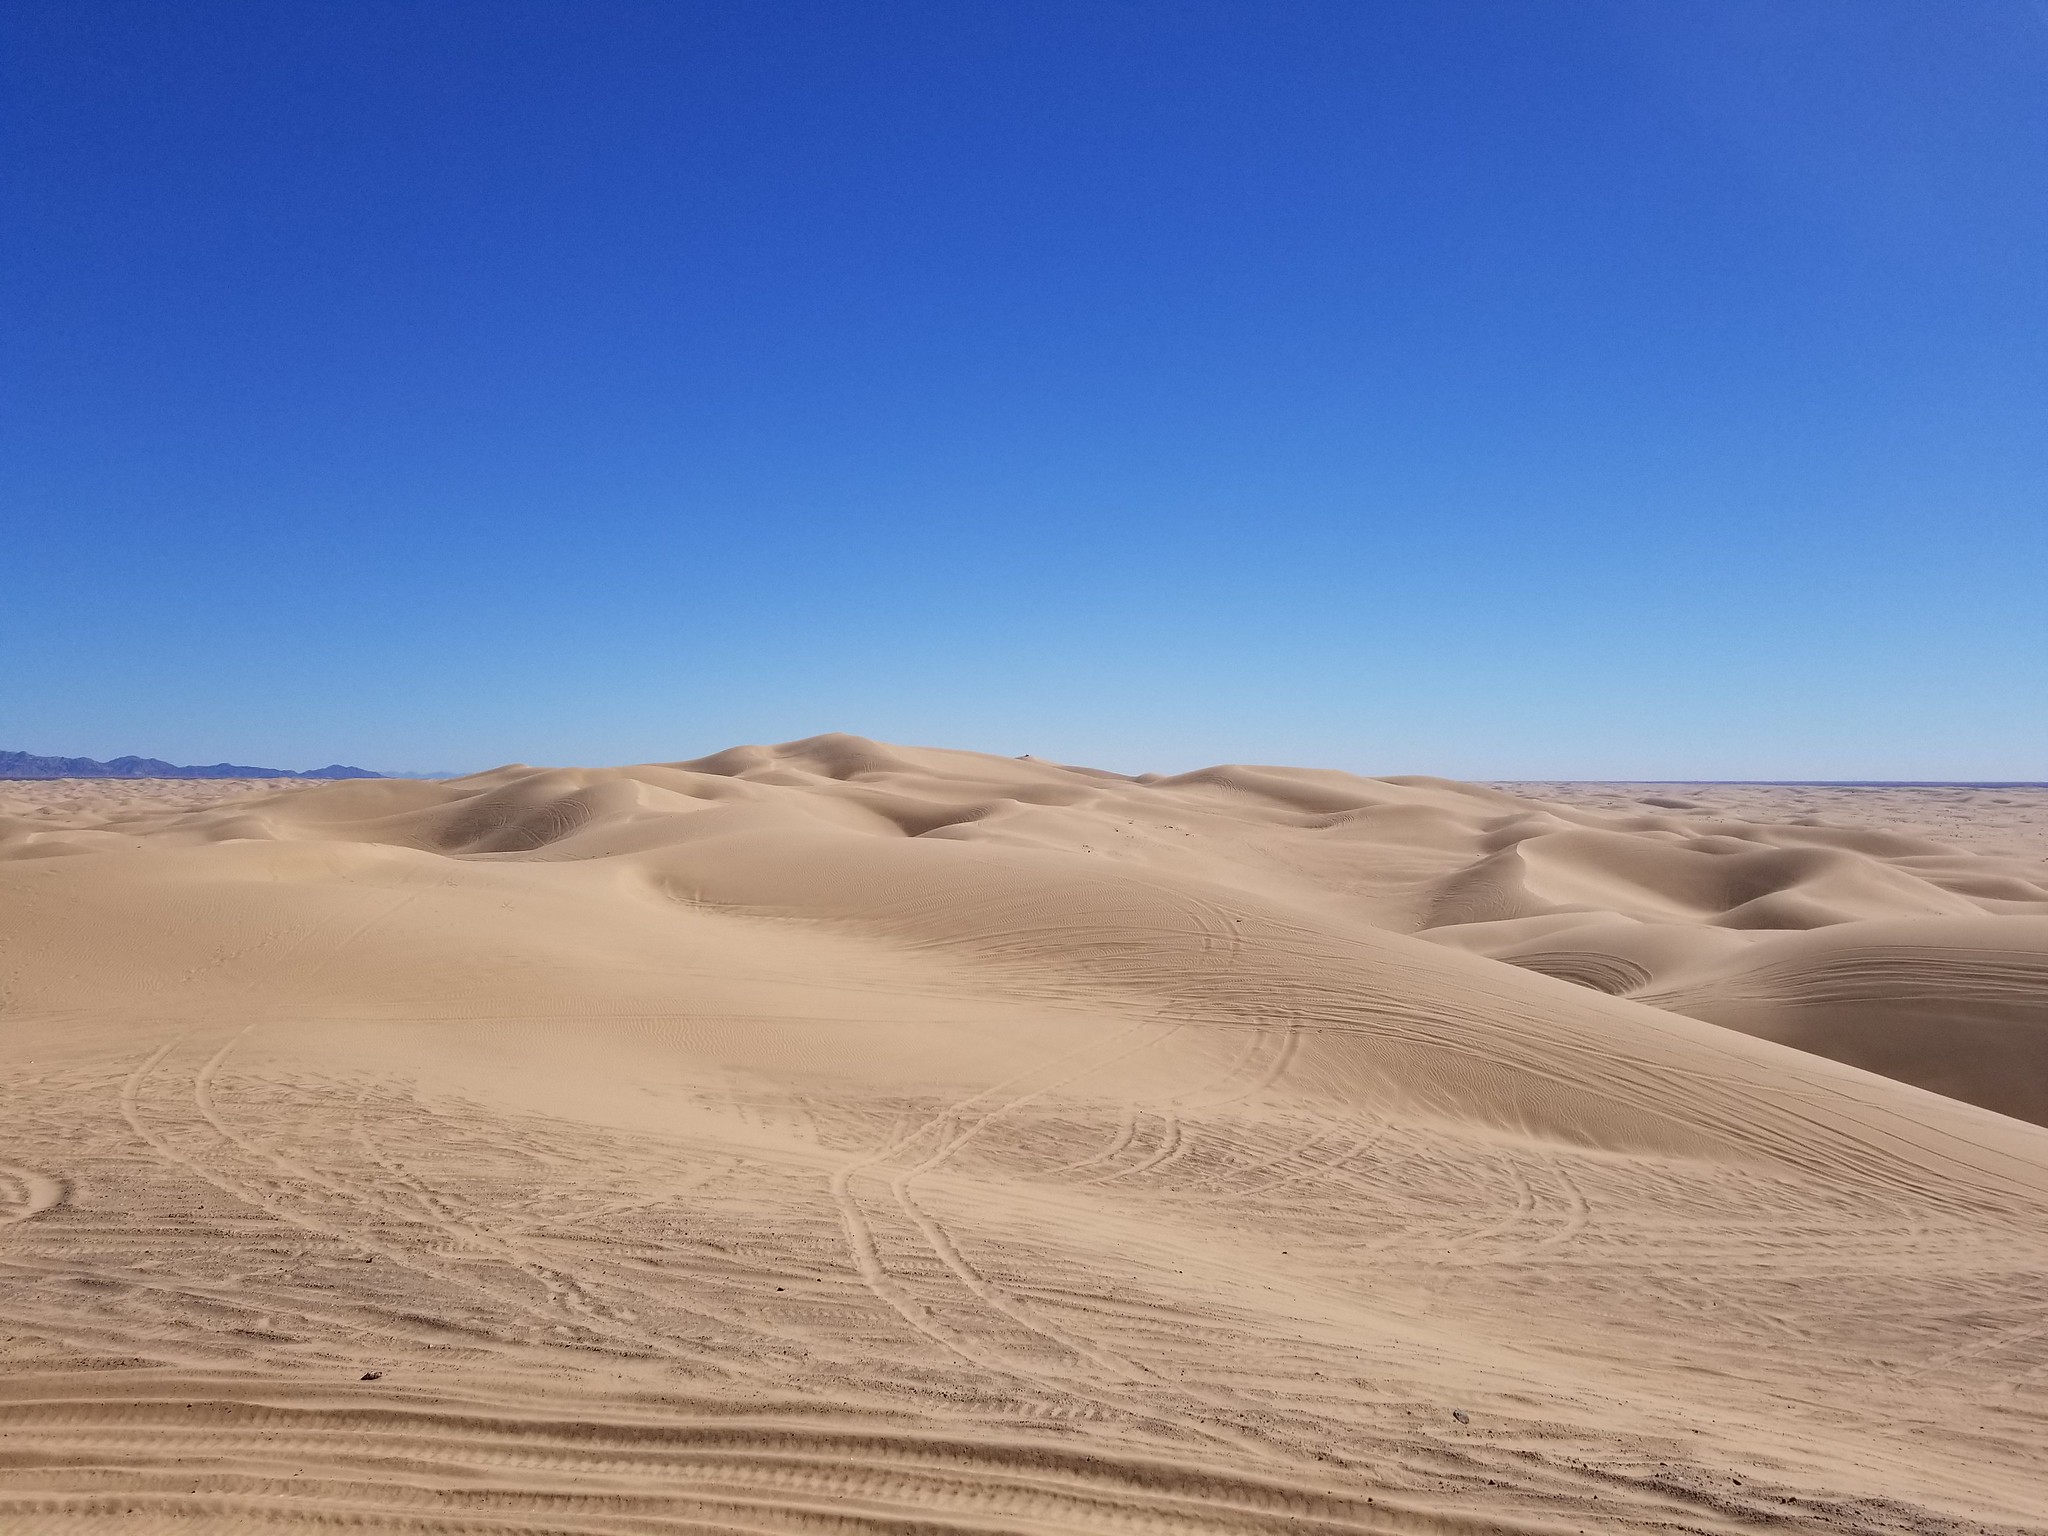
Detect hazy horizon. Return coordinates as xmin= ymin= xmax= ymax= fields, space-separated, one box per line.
xmin=4 ymin=733 xmax=2048 ymax=790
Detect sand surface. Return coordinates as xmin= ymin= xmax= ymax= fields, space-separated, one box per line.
xmin=2 ymin=739 xmax=2045 ymax=1535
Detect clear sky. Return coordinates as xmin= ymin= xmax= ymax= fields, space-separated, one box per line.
xmin=5 ymin=1 xmax=2044 ymax=779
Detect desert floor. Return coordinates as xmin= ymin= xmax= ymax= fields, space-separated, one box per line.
xmin=2 ymin=739 xmax=2045 ymax=1535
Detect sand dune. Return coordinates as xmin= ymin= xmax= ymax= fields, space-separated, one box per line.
xmin=2 ymin=739 xmax=2046 ymax=1534
xmin=1408 ymin=783 xmax=2048 ymax=1124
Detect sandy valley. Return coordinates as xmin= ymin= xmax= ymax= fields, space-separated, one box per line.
xmin=2 ymin=738 xmax=2045 ymax=1535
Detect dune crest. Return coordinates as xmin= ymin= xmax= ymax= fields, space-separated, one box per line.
xmin=2 ymin=738 xmax=2046 ymax=1534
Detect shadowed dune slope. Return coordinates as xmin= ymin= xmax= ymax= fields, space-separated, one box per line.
xmin=1 ymin=737 xmax=2046 ymax=1535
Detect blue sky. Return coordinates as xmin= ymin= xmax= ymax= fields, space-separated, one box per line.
xmin=5 ymin=1 xmax=2044 ymax=778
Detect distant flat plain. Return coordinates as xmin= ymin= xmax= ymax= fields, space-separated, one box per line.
xmin=1496 ymin=780 xmax=2048 ymax=862
xmin=2 ymin=745 xmax=2044 ymax=1536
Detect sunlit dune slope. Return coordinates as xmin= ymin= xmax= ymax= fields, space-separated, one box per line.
xmin=2 ymin=737 xmax=2045 ymax=1535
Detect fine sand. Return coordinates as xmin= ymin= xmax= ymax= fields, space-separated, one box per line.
xmin=2 ymin=738 xmax=2045 ymax=1535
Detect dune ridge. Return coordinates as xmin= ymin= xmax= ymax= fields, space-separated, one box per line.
xmin=1 ymin=737 xmax=2045 ymax=1534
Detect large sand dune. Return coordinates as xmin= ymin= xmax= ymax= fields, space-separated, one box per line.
xmin=2 ymin=739 xmax=2045 ymax=1534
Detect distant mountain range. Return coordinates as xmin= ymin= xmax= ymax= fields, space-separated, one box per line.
xmin=0 ymin=749 xmax=384 ymax=781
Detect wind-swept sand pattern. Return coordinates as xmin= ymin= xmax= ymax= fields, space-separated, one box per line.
xmin=2 ymin=739 xmax=2046 ymax=1534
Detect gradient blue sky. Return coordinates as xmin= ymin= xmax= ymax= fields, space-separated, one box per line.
xmin=5 ymin=1 xmax=2044 ymax=778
